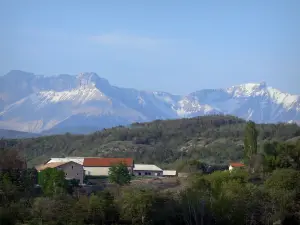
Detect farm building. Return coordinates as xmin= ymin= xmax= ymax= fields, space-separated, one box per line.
xmin=163 ymin=170 xmax=177 ymax=177
xmin=133 ymin=164 xmax=163 ymax=176
xmin=36 ymin=161 xmax=84 ymax=184
xmin=83 ymin=158 xmax=134 ymax=176
xmin=229 ymin=162 xmax=245 ymax=171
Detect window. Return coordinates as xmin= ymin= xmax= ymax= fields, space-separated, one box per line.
xmin=138 ymin=172 xmax=141 ymax=176
xmin=72 ymin=166 xmax=73 ymax=169
xmin=77 ymin=173 xmax=78 ymax=175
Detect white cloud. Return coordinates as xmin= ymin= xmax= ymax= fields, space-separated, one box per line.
xmin=89 ymin=32 xmax=163 ymax=50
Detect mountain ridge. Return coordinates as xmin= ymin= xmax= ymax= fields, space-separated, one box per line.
xmin=0 ymin=70 xmax=299 ymax=134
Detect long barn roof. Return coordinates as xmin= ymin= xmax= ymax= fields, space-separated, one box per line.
xmin=83 ymin=158 xmax=133 ymax=167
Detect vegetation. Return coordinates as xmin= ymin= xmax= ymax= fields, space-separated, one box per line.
xmin=0 ymin=116 xmax=300 ymax=225
xmin=244 ymin=120 xmax=258 ymax=163
xmin=1 ymin=117 xmax=300 ymax=224
xmin=108 ymin=163 xmax=131 ymax=186
xmin=38 ymin=168 xmax=67 ymax=196
xmin=1 ymin=115 xmax=300 ymax=168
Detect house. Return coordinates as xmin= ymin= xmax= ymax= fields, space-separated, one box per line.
xmin=133 ymin=164 xmax=163 ymax=176
xmin=36 ymin=161 xmax=84 ymax=184
xmin=228 ymin=162 xmax=245 ymax=171
xmin=163 ymin=170 xmax=177 ymax=177
xmin=83 ymin=158 xmax=134 ymax=176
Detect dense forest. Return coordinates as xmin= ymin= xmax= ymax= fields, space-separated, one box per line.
xmin=1 ymin=115 xmax=300 ymax=168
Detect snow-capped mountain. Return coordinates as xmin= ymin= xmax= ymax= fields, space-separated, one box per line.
xmin=0 ymin=70 xmax=299 ymax=134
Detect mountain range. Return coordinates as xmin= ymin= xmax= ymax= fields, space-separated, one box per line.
xmin=0 ymin=70 xmax=299 ymax=135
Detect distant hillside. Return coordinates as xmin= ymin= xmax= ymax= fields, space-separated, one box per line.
xmin=41 ymin=126 xmax=103 ymax=135
xmin=0 ymin=129 xmax=40 ymax=139
xmin=1 ymin=115 xmax=300 ymax=167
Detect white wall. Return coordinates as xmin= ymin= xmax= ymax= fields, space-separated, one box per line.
xmin=84 ymin=166 xmax=110 ymax=176
xmin=84 ymin=166 xmax=133 ymax=176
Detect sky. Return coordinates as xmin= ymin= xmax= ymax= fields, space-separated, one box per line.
xmin=0 ymin=0 xmax=299 ymax=95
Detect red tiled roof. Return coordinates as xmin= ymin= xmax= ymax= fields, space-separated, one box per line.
xmin=83 ymin=158 xmax=133 ymax=167
xmin=229 ymin=162 xmax=245 ymax=167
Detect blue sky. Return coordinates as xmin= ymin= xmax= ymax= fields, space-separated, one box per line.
xmin=1 ymin=0 xmax=299 ymax=94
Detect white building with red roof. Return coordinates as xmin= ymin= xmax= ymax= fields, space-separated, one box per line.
xmin=229 ymin=162 xmax=245 ymax=171
xmin=83 ymin=157 xmax=134 ymax=176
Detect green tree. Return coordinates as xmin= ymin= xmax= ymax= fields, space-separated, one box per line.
xmin=264 ymin=169 xmax=300 ymax=223
xmin=244 ymin=121 xmax=258 ymax=166
xmin=88 ymin=191 xmax=119 ymax=225
xmin=120 ymin=188 xmax=157 ymax=225
xmin=30 ymin=196 xmax=74 ymax=225
xmin=263 ymin=141 xmax=300 ymax=171
xmin=38 ymin=168 xmax=67 ymax=196
xmin=71 ymin=196 xmax=89 ymax=225
xmin=108 ymin=163 xmax=131 ymax=186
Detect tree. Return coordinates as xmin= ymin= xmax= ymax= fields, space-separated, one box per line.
xmin=71 ymin=196 xmax=89 ymax=225
xmin=0 ymin=149 xmax=26 ymax=170
xmin=120 ymin=188 xmax=157 ymax=225
xmin=263 ymin=141 xmax=300 ymax=171
xmin=38 ymin=168 xmax=67 ymax=196
xmin=31 ymin=196 xmax=74 ymax=225
xmin=88 ymin=191 xmax=119 ymax=224
xmin=244 ymin=121 xmax=258 ymax=166
xmin=264 ymin=169 xmax=300 ymax=223
xmin=108 ymin=163 xmax=131 ymax=186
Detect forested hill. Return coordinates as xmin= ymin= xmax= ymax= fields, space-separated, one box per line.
xmin=1 ymin=115 xmax=300 ymax=167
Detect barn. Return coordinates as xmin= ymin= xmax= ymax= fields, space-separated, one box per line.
xmin=83 ymin=157 xmax=134 ymax=176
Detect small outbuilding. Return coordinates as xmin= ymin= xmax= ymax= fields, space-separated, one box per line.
xmin=133 ymin=164 xmax=163 ymax=176
xmin=163 ymin=170 xmax=177 ymax=177
xmin=228 ymin=162 xmax=245 ymax=171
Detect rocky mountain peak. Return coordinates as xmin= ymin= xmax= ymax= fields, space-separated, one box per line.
xmin=76 ymin=72 xmax=110 ymax=89
xmin=0 ymin=70 xmax=299 ymax=134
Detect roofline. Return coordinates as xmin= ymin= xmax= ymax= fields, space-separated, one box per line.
xmin=83 ymin=164 xmax=133 ymax=167
xmin=61 ymin=161 xmax=82 ymax=166
xmin=37 ymin=161 xmax=82 ymax=171
xmin=44 ymin=159 xmax=51 ymax=164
